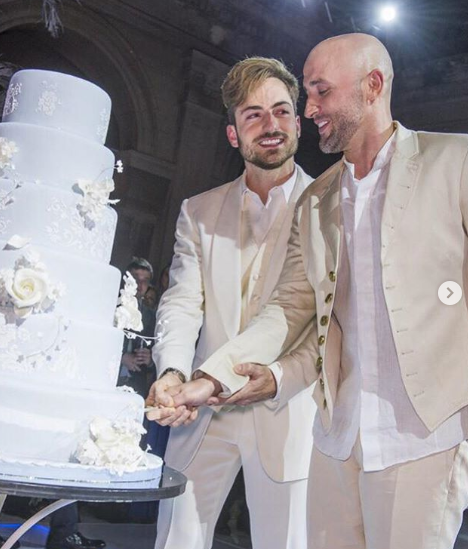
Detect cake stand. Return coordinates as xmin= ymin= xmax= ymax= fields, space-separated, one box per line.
xmin=0 ymin=466 xmax=186 ymax=549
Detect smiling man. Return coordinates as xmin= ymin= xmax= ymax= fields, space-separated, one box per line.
xmin=146 ymin=58 xmax=315 ymax=549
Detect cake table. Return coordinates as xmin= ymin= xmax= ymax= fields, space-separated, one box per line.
xmin=0 ymin=466 xmax=186 ymax=549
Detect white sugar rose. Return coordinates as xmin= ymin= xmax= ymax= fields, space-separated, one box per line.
xmin=76 ymin=178 xmax=119 ymax=225
xmin=114 ymin=296 xmax=143 ymax=332
xmin=75 ymin=417 xmax=148 ymax=475
xmin=4 ymin=267 xmax=51 ymax=318
xmin=0 ymin=137 xmax=18 ymax=170
xmin=114 ymin=272 xmax=143 ymax=332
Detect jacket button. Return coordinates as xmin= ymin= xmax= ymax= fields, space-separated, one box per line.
xmin=318 ymin=335 xmax=325 ymax=346
xmin=323 ymin=398 xmax=327 ymax=409
xmin=316 ymin=356 xmax=323 ymax=373
xmin=319 ymin=378 xmax=325 ymax=390
xmin=325 ymin=293 xmax=333 ymax=304
xmin=329 ymin=271 xmax=336 ymax=282
xmin=320 ymin=315 xmax=329 ymax=326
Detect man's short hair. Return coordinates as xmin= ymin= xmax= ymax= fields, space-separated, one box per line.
xmin=126 ymin=256 xmax=153 ymax=278
xmin=221 ymin=57 xmax=299 ymax=124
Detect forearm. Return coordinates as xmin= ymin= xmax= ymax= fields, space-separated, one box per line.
xmin=197 ymin=213 xmax=315 ymax=394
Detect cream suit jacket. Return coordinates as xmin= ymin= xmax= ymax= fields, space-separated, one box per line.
xmin=153 ymin=166 xmax=316 ymax=482
xmin=199 ymin=122 xmax=468 ymax=435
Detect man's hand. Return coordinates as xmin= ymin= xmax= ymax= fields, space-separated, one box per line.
xmin=135 ymin=347 xmax=152 ymax=367
xmin=146 ymin=372 xmax=199 ymax=428
xmin=121 ymin=352 xmax=141 ymax=372
xmin=146 ymin=372 xmax=183 ymax=408
xmin=169 ymin=376 xmax=223 ymax=408
xmin=206 ymin=363 xmax=277 ymax=406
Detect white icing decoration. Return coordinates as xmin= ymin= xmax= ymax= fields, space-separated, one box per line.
xmin=0 ymin=313 xmax=79 ymax=379
xmin=46 ymin=197 xmax=114 ymax=261
xmin=97 ymin=108 xmax=110 ymax=144
xmin=0 ymin=138 xmax=18 ymax=175
xmin=75 ymin=417 xmax=149 ymax=475
xmin=4 ymin=234 xmax=30 ymax=250
xmin=0 ymin=218 xmax=11 ymax=236
xmin=3 ymin=82 xmax=22 ymax=117
xmin=114 ymin=272 xmax=142 ymax=332
xmin=36 ymin=81 xmax=61 ymax=116
xmin=75 ymin=177 xmax=119 ymax=227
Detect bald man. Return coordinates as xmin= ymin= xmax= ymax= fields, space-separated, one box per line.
xmin=163 ymin=33 xmax=468 ymax=548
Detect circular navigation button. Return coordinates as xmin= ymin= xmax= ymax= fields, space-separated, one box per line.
xmin=438 ymin=281 xmax=462 ymax=306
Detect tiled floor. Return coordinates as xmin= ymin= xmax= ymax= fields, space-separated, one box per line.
xmin=2 ymin=512 xmax=468 ymax=549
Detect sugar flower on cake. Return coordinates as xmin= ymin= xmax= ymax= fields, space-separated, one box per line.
xmin=0 ymin=249 xmax=65 ymax=319
xmin=75 ymin=417 xmax=149 ymax=475
xmin=75 ymin=177 xmax=119 ymax=227
xmin=0 ymin=137 xmax=18 ymax=172
xmin=114 ymin=271 xmax=143 ymax=332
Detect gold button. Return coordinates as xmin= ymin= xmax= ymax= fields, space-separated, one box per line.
xmin=329 ymin=271 xmax=336 ymax=282
xmin=319 ymin=378 xmax=325 ymax=389
xmin=320 ymin=315 xmax=329 ymax=326
xmin=325 ymin=293 xmax=333 ymax=304
xmin=318 ymin=335 xmax=326 ymax=346
xmin=323 ymin=398 xmax=327 ymax=409
xmin=316 ymin=356 xmax=323 ymax=373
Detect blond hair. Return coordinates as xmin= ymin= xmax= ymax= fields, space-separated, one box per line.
xmin=221 ymin=57 xmax=299 ymax=123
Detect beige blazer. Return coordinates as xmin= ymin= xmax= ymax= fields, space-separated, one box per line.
xmin=153 ymin=166 xmax=316 ymax=482
xmin=200 ymin=122 xmax=468 ymax=435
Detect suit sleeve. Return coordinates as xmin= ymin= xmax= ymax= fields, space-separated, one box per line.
xmin=459 ymin=147 xmax=468 ymax=232
xmin=197 ymin=205 xmax=317 ymax=394
xmin=152 ymin=198 xmax=205 ymax=380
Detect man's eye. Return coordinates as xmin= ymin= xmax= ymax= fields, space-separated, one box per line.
xmin=318 ymin=89 xmax=329 ymax=96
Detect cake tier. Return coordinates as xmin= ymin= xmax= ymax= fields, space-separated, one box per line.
xmin=0 ymin=454 xmax=163 ymax=489
xmin=0 ymin=179 xmax=117 ymax=263
xmin=0 ymin=314 xmax=124 ymax=390
xmin=3 ymin=70 xmax=111 ymax=144
xmin=0 ymin=123 xmax=114 ymax=189
xmin=0 ymin=241 xmax=121 ymax=325
xmin=0 ymin=376 xmax=143 ymax=463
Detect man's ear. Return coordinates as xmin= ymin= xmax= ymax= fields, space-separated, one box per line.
xmin=295 ymin=115 xmax=301 ymax=139
xmin=226 ymin=124 xmax=239 ymax=148
xmin=367 ymin=69 xmax=384 ymax=103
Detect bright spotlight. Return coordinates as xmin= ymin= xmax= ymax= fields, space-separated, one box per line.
xmin=380 ymin=5 xmax=397 ymax=23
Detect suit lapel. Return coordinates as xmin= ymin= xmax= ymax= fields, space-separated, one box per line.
xmin=317 ymin=162 xmax=344 ymax=271
xmin=210 ymin=177 xmax=243 ymax=338
xmin=260 ymin=167 xmax=312 ymax=304
xmin=381 ymin=123 xmax=421 ymax=260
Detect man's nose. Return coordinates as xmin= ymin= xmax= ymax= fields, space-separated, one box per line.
xmin=304 ymin=98 xmax=319 ymax=119
xmin=262 ymin=111 xmax=279 ymax=132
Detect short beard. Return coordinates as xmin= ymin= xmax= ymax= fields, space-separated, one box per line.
xmin=238 ymin=131 xmax=298 ymax=170
xmin=319 ymin=87 xmax=364 ymax=154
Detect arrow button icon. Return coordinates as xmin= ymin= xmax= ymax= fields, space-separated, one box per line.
xmin=438 ymin=281 xmax=462 ymax=306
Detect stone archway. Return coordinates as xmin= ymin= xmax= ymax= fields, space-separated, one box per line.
xmin=0 ymin=0 xmax=156 ymax=153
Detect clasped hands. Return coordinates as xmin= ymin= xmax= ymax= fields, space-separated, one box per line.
xmin=145 ymin=363 xmax=277 ymax=427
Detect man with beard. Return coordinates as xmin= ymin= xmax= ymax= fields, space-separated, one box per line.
xmin=163 ymin=34 xmax=468 ymax=549
xmin=146 ymin=57 xmax=315 ymax=549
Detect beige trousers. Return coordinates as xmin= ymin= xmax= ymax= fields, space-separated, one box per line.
xmin=308 ymin=440 xmax=468 ymax=549
xmin=155 ymin=407 xmax=308 ymax=549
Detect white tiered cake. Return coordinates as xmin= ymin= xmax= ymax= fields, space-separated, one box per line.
xmin=0 ymin=70 xmax=162 ymax=486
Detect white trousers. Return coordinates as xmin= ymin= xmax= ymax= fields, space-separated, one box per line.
xmin=155 ymin=407 xmax=308 ymax=549
xmin=308 ymin=440 xmax=468 ymax=549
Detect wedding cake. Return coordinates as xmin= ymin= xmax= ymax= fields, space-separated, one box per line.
xmin=0 ymin=70 xmax=162 ymax=486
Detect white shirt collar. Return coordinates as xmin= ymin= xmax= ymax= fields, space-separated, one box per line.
xmin=241 ymin=165 xmax=297 ymax=206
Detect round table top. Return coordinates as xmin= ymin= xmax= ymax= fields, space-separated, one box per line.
xmin=0 ymin=466 xmax=186 ymax=502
